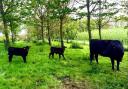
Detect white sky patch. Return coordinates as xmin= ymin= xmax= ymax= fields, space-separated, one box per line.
xmin=0 ymin=32 xmax=3 ymax=36
xmin=18 ymin=29 xmax=27 ymax=35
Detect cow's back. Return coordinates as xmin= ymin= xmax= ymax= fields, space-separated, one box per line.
xmin=90 ymin=39 xmax=111 ymax=55
xmin=8 ymin=47 xmax=28 ymax=56
xmin=50 ymin=47 xmax=64 ymax=54
xmin=90 ymin=39 xmax=124 ymax=59
xmin=104 ymin=40 xmax=124 ymax=60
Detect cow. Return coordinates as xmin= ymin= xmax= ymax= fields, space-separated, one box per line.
xmin=8 ymin=46 xmax=30 ymax=63
xmin=49 ymin=46 xmax=66 ymax=59
xmin=90 ymin=39 xmax=124 ymax=71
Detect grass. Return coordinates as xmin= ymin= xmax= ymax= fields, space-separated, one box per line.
xmin=0 ymin=41 xmax=128 ymax=89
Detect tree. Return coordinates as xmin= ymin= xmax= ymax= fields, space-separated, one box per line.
xmin=49 ymin=0 xmax=73 ymax=47
xmin=0 ymin=0 xmax=25 ymax=48
xmin=86 ymin=0 xmax=92 ymax=41
xmin=77 ymin=0 xmax=118 ymax=40
xmin=32 ymin=0 xmax=46 ymax=42
xmin=121 ymin=0 xmax=128 ymax=26
xmin=21 ymin=0 xmax=47 ymax=42
xmin=7 ymin=10 xmax=21 ymax=43
xmin=92 ymin=0 xmax=118 ymax=39
xmin=46 ymin=0 xmax=52 ymax=45
xmin=0 ymin=0 xmax=10 ymax=48
xmin=64 ymin=18 xmax=78 ymax=42
xmin=9 ymin=20 xmax=19 ymax=43
xmin=76 ymin=0 xmax=97 ymax=42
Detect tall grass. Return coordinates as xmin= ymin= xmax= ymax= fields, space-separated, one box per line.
xmin=77 ymin=28 xmax=128 ymax=41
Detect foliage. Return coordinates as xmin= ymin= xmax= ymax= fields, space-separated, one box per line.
xmin=64 ymin=18 xmax=78 ymax=40
xmin=36 ymin=41 xmax=44 ymax=46
xmin=124 ymin=26 xmax=128 ymax=29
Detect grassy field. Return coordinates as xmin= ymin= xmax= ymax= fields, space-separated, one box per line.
xmin=0 ymin=41 xmax=128 ymax=89
xmin=77 ymin=28 xmax=128 ymax=41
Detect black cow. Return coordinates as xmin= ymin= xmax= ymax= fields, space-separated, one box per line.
xmin=49 ymin=46 xmax=66 ymax=59
xmin=8 ymin=46 xmax=30 ymax=63
xmin=90 ymin=39 xmax=124 ymax=70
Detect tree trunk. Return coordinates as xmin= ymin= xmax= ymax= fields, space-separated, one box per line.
xmin=37 ymin=26 xmax=41 ymax=40
xmin=3 ymin=21 xmax=10 ymax=49
xmin=98 ymin=16 xmax=102 ymax=40
xmin=60 ymin=17 xmax=64 ymax=47
xmin=10 ymin=21 xmax=15 ymax=43
xmin=47 ymin=18 xmax=51 ymax=46
xmin=0 ymin=0 xmax=10 ymax=49
xmin=86 ymin=0 xmax=92 ymax=42
xmin=98 ymin=0 xmax=102 ymax=40
xmin=41 ymin=25 xmax=44 ymax=42
xmin=67 ymin=38 xmax=69 ymax=43
xmin=11 ymin=30 xmax=15 ymax=43
xmin=40 ymin=16 xmax=44 ymax=42
xmin=98 ymin=25 xmax=102 ymax=40
xmin=46 ymin=6 xmax=51 ymax=46
xmin=13 ymin=31 xmax=16 ymax=42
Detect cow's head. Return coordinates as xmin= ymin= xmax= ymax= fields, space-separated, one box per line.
xmin=24 ymin=46 xmax=31 ymax=51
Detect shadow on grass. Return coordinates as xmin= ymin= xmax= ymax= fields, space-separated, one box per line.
xmin=85 ymin=62 xmax=113 ymax=75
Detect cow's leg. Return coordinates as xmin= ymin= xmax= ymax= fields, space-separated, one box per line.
xmin=111 ymin=58 xmax=114 ymax=70
xmin=117 ymin=60 xmax=120 ymax=71
xmin=90 ymin=53 xmax=94 ymax=64
xmin=22 ymin=56 xmax=27 ymax=63
xmin=49 ymin=53 xmax=51 ymax=58
xmin=9 ymin=55 xmax=13 ymax=62
xmin=62 ymin=54 xmax=65 ymax=59
xmin=59 ymin=54 xmax=61 ymax=59
xmin=95 ymin=54 xmax=98 ymax=64
xmin=52 ymin=53 xmax=54 ymax=58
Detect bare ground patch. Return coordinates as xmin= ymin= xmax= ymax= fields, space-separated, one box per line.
xmin=58 ymin=76 xmax=92 ymax=89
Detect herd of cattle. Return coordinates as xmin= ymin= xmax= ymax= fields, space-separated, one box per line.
xmin=8 ymin=39 xmax=124 ymax=71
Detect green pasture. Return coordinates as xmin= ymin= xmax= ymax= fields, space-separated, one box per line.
xmin=0 ymin=28 xmax=128 ymax=89
xmin=0 ymin=40 xmax=128 ymax=89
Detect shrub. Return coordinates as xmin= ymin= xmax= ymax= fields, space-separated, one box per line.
xmin=32 ymin=40 xmax=37 ymax=43
xmin=124 ymin=46 xmax=128 ymax=51
xmin=124 ymin=26 xmax=128 ymax=29
xmin=36 ymin=40 xmax=43 ymax=45
xmin=70 ymin=42 xmax=83 ymax=49
xmin=32 ymin=40 xmax=43 ymax=45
